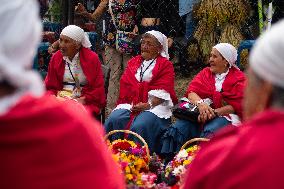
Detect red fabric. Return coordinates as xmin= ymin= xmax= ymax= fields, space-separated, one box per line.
xmin=44 ymin=47 xmax=106 ymax=115
xmin=117 ymin=55 xmax=178 ymax=106
xmin=183 ymin=110 xmax=284 ymax=189
xmin=185 ymin=67 xmax=246 ymax=118
xmin=0 ymin=94 xmax=125 ymax=189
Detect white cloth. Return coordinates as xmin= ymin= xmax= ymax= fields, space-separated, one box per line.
xmin=145 ymin=30 xmax=169 ymax=60
xmin=215 ymin=69 xmax=229 ymax=92
xmin=0 ymin=0 xmax=44 ymax=115
xmin=250 ymin=19 xmax=284 ymax=88
xmin=213 ymin=43 xmax=239 ymax=69
xmin=61 ymin=25 xmax=92 ymax=48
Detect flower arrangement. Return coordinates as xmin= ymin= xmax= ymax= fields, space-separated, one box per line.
xmin=163 ymin=145 xmax=200 ymax=187
xmin=108 ymin=138 xmax=149 ymax=186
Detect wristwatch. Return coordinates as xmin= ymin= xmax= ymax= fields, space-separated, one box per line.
xmin=196 ymin=99 xmax=204 ymax=106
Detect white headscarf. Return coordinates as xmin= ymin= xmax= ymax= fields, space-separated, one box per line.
xmin=250 ymin=19 xmax=284 ymax=88
xmin=0 ymin=0 xmax=44 ymax=115
xmin=145 ymin=30 xmax=169 ymax=60
xmin=213 ymin=43 xmax=239 ymax=69
xmin=61 ymin=25 xmax=92 ymax=48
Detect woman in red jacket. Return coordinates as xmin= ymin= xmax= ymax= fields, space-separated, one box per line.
xmin=45 ymin=25 xmax=106 ymax=116
xmin=161 ymin=43 xmax=246 ymax=155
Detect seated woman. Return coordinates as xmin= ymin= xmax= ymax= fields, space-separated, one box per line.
xmin=104 ymin=30 xmax=178 ymax=154
xmin=45 ymin=25 xmax=106 ymax=117
xmin=161 ymin=43 xmax=246 ymax=155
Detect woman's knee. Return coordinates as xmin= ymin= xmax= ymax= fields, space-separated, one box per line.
xmin=201 ymin=117 xmax=230 ymax=137
xmin=104 ymin=109 xmax=130 ymax=131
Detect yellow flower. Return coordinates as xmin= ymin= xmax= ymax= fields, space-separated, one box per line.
xmin=125 ymin=166 xmax=131 ymax=174
xmin=126 ymin=174 xmax=133 ymax=180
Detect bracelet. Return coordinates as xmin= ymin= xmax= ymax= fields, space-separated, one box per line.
xmin=196 ymin=99 xmax=204 ymax=106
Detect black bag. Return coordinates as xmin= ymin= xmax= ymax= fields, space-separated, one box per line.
xmin=172 ymin=99 xmax=200 ymax=122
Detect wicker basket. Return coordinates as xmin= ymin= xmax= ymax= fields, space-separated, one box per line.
xmin=104 ymin=129 xmax=150 ymax=160
xmin=180 ymin=137 xmax=209 ymax=151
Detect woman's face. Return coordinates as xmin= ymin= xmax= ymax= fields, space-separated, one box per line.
xmin=59 ymin=35 xmax=80 ymax=60
xmin=243 ymin=68 xmax=272 ymax=120
xmin=141 ymin=35 xmax=162 ymax=60
xmin=209 ymin=48 xmax=229 ymax=74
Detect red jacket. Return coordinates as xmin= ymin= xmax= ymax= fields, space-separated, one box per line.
xmin=184 ymin=110 xmax=284 ymax=189
xmin=0 ymin=94 xmax=125 ymax=189
xmin=45 ymin=47 xmax=106 ymax=115
xmin=117 ymin=55 xmax=178 ymax=105
xmin=185 ymin=67 xmax=246 ymax=118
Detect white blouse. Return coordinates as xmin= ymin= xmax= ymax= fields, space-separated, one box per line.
xmin=203 ymin=69 xmax=240 ymax=125
xmin=62 ymin=53 xmax=87 ymax=94
xmin=113 ymin=59 xmax=174 ymax=119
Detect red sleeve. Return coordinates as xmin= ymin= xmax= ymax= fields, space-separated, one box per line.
xmin=44 ymin=51 xmax=65 ymax=96
xmin=80 ymin=48 xmax=106 ymax=114
xmin=149 ymin=56 xmax=178 ymax=104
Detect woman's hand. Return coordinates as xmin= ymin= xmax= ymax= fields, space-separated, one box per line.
xmin=168 ymin=37 xmax=174 ymax=48
xmin=75 ymin=3 xmax=87 ymax=12
xmin=131 ymin=102 xmax=150 ymax=112
xmin=198 ymin=103 xmax=216 ymax=123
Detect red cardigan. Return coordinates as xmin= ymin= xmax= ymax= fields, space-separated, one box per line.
xmin=45 ymin=47 xmax=106 ymax=115
xmin=117 ymin=55 xmax=178 ymax=106
xmin=185 ymin=67 xmax=246 ymax=118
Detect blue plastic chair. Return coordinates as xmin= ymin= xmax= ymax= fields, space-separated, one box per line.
xmin=236 ymin=40 xmax=256 ymax=69
xmin=86 ymin=32 xmax=98 ymax=52
xmin=43 ymin=21 xmax=62 ymax=38
xmin=33 ymin=42 xmax=50 ymax=79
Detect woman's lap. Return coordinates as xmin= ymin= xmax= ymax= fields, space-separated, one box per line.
xmin=130 ymin=111 xmax=171 ymax=154
xmin=104 ymin=109 xmax=130 ymax=133
xmin=201 ymin=117 xmax=231 ymax=138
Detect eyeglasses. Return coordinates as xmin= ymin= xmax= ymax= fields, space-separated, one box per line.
xmin=140 ymin=40 xmax=159 ymax=47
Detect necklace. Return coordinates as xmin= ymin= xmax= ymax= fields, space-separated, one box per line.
xmin=139 ymin=59 xmax=156 ymax=82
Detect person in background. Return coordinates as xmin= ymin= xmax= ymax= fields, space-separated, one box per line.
xmin=48 ymin=13 xmax=90 ymax=54
xmin=179 ymin=0 xmax=200 ymax=39
xmin=76 ymin=0 xmax=139 ymax=112
xmin=183 ymin=19 xmax=284 ymax=189
xmin=138 ymin=0 xmax=181 ymax=56
xmin=0 ymin=0 xmax=125 ymax=189
xmin=45 ymin=25 xmax=106 ymax=117
xmin=161 ymin=43 xmax=246 ymax=156
xmin=104 ymin=30 xmax=178 ymax=154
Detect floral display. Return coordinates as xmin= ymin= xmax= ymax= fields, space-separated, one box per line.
xmin=108 ymin=139 xmax=149 ymax=186
xmin=163 ymin=145 xmax=200 ymax=187
xmin=107 ymin=134 xmax=204 ymax=188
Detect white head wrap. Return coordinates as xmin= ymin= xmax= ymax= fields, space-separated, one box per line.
xmin=250 ymin=19 xmax=284 ymax=88
xmin=213 ymin=43 xmax=239 ymax=69
xmin=0 ymin=0 xmax=44 ymax=114
xmin=145 ymin=30 xmax=169 ymax=60
xmin=60 ymin=25 xmax=92 ymax=48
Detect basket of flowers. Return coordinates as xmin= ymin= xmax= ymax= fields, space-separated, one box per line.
xmin=163 ymin=138 xmax=209 ymax=187
xmin=105 ymin=130 xmax=150 ymax=187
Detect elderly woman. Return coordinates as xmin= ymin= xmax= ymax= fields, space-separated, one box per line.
xmin=161 ymin=43 xmax=246 ymax=155
xmin=0 ymin=0 xmax=124 ymax=188
xmin=104 ymin=30 xmax=178 ymax=154
xmin=45 ymin=25 xmax=106 ymax=116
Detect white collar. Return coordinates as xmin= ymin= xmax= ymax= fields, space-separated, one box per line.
xmin=63 ymin=52 xmax=80 ymax=64
xmin=215 ymin=68 xmax=229 ymax=80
